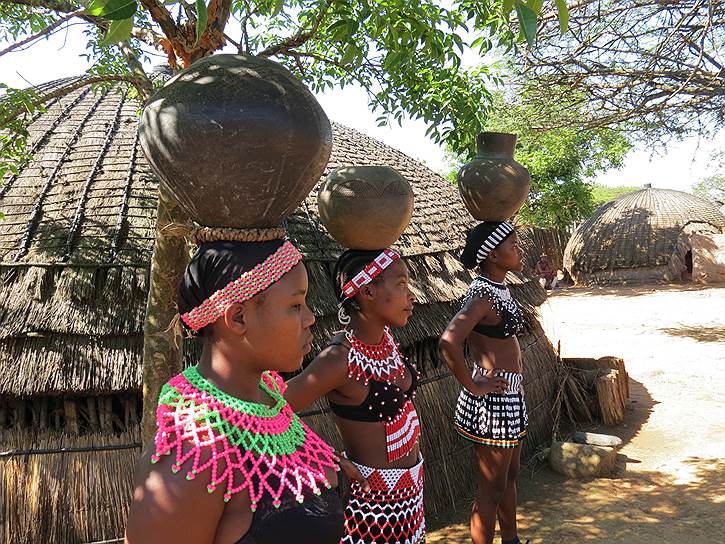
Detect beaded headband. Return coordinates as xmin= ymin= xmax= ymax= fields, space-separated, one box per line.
xmin=341 ymin=249 xmax=400 ymax=300
xmin=475 ymin=221 xmax=514 ymax=264
xmin=180 ymin=241 xmax=303 ymax=331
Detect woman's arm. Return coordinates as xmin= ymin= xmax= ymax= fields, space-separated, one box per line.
xmin=284 ymin=343 xmax=351 ymax=412
xmin=439 ymin=297 xmax=508 ymax=396
xmin=125 ymin=450 xmax=230 ymax=544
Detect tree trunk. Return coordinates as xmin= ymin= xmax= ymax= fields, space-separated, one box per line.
xmin=140 ymin=187 xmax=190 ymax=444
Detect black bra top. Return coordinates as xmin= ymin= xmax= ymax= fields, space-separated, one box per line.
xmin=328 ymin=350 xmax=419 ymax=423
xmin=236 ymin=483 xmax=344 ymax=544
xmin=463 ymin=276 xmax=524 ymax=339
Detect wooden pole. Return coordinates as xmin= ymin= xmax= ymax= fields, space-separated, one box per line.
xmin=64 ymin=399 xmax=80 ymax=435
xmin=140 ymin=188 xmax=190 ymax=444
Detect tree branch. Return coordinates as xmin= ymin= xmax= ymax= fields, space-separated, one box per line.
xmin=0 ymin=9 xmax=84 ymax=56
xmin=258 ymin=0 xmax=333 ymax=58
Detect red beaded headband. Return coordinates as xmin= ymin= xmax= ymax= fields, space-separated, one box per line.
xmin=180 ymin=241 xmax=303 ymax=331
xmin=341 ymin=249 xmax=400 ymax=300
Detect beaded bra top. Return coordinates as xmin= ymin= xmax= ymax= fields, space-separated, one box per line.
xmin=328 ymin=327 xmax=421 ymax=462
xmin=152 ymin=366 xmax=339 ymax=511
xmin=463 ymin=276 xmax=524 ymax=339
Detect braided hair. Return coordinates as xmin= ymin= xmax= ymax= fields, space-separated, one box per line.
xmin=332 ymin=249 xmax=386 ymax=324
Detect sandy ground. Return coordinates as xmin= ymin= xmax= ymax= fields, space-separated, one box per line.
xmin=427 ymin=283 xmax=725 ymax=543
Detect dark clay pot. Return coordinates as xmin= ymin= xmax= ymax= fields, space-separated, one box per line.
xmin=317 ymin=166 xmax=414 ymax=250
xmin=457 ymin=132 xmax=530 ymax=221
xmin=139 ymin=54 xmax=332 ymax=228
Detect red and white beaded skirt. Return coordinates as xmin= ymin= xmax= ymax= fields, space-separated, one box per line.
xmin=341 ymin=455 xmax=425 ymax=544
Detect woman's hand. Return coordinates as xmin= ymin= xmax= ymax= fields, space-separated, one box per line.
xmin=468 ymin=368 xmax=509 ymax=397
xmin=339 ymin=457 xmax=370 ymax=492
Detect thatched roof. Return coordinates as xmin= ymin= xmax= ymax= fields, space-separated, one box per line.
xmin=0 ymin=83 xmax=545 ymax=397
xmin=564 ymin=188 xmax=725 ymax=282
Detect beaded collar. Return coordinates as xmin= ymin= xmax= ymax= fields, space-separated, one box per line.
xmin=344 ymin=327 xmax=406 ymax=385
xmin=152 ymin=366 xmax=339 ymax=511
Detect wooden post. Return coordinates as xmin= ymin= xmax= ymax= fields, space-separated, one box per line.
xmin=39 ymin=398 xmax=48 ymax=429
xmin=99 ymin=397 xmax=113 ymax=432
xmin=86 ymin=397 xmax=100 ymax=432
xmin=141 ymin=188 xmax=190 ymax=443
xmin=64 ymin=399 xmax=80 ymax=435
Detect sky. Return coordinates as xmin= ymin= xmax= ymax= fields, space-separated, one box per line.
xmin=2 ymin=25 xmax=723 ymax=192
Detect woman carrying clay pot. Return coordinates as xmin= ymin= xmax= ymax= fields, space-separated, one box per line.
xmin=284 ymin=247 xmax=424 ymax=544
xmin=439 ymin=221 xmax=529 ymax=544
xmin=125 ymin=236 xmax=361 ymax=543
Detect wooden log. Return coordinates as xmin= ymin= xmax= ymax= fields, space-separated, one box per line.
xmin=0 ymin=400 xmax=6 ymax=428
xmin=596 ymin=369 xmax=626 ymax=425
xmin=64 ymin=399 xmax=80 ymax=434
xmin=99 ymin=397 xmax=113 ymax=432
xmin=86 ymin=397 xmax=100 ymax=432
xmin=564 ymin=357 xmax=629 ymax=400
xmin=39 ymin=398 xmax=48 ymax=429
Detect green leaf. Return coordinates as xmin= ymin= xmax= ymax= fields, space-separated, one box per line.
xmin=86 ymin=0 xmax=137 ymax=21
xmin=272 ymin=0 xmax=284 ymax=16
xmin=195 ymin=0 xmax=208 ymax=46
xmin=502 ymin=0 xmax=514 ymax=16
xmin=527 ymin=0 xmax=544 ymax=15
xmin=99 ymin=16 xmax=133 ymax=45
xmin=515 ymin=3 xmax=538 ymax=46
xmin=555 ymin=0 xmax=569 ymax=34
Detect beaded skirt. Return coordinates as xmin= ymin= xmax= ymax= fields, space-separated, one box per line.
xmin=454 ymin=371 xmax=528 ymax=448
xmin=341 ymin=455 xmax=425 ymax=544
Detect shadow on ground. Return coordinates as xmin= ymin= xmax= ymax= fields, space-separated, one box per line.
xmin=427 ymin=457 xmax=724 ymax=543
xmin=659 ymin=325 xmax=725 ymax=343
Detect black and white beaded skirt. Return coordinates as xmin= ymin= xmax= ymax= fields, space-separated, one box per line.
xmin=454 ymin=370 xmax=528 ymax=448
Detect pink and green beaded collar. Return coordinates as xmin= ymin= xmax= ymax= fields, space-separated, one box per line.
xmin=152 ymin=366 xmax=339 ymax=510
xmin=180 ymin=241 xmax=303 ymax=331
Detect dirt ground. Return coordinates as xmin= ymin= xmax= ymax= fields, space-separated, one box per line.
xmin=427 ymin=283 xmax=725 ymax=543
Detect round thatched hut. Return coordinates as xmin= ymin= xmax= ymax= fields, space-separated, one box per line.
xmin=0 ymin=82 xmax=559 ymax=543
xmin=564 ymin=187 xmax=725 ymax=285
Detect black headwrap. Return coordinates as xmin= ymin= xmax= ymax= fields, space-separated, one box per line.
xmin=178 ymin=239 xmax=288 ymax=332
xmin=460 ymin=221 xmax=515 ymax=269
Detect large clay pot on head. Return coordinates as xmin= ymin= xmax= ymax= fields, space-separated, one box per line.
xmin=317 ymin=166 xmax=414 ymax=250
xmin=139 ymin=54 xmax=332 ymax=228
xmin=457 ymin=132 xmax=530 ymax=221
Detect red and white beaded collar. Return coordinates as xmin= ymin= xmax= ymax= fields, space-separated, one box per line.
xmin=341 ymin=249 xmax=400 ymax=300
xmin=180 ymin=241 xmax=303 ymax=331
xmin=345 ymin=326 xmax=406 ymax=385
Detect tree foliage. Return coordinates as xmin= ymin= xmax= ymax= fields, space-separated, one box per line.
xmin=590 ymin=184 xmax=639 ymax=209
xmin=692 ymin=150 xmax=725 ymax=204
xmin=516 ymin=0 xmax=725 ymax=142
xmin=0 ymin=0 xmax=570 ymax=187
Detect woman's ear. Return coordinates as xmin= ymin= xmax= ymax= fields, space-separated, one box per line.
xmin=358 ymin=283 xmax=376 ymax=302
xmin=222 ymin=303 xmax=247 ymax=336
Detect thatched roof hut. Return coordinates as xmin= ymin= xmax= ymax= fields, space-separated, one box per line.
xmin=0 ymin=83 xmax=559 ymax=543
xmin=564 ymin=187 xmax=725 ymax=285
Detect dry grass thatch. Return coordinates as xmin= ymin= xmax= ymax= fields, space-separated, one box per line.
xmin=564 ymin=188 xmax=725 ymax=285
xmin=0 ymin=428 xmax=140 ymax=544
xmin=1 ymin=82 xmax=560 ymax=542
